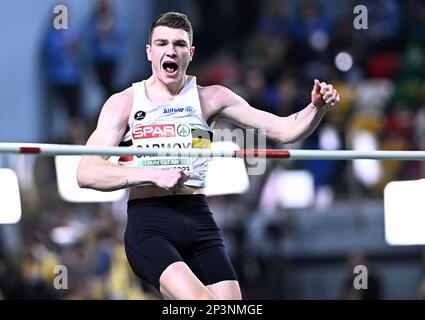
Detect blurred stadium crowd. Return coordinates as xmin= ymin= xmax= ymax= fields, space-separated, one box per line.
xmin=1 ymin=0 xmax=425 ymax=299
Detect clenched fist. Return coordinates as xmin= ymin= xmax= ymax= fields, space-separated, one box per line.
xmin=153 ymin=168 xmax=190 ymax=191
xmin=311 ymin=79 xmax=340 ymax=109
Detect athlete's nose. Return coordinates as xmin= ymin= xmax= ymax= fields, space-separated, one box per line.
xmin=165 ymin=44 xmax=177 ymax=57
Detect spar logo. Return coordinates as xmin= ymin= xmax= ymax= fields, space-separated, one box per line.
xmin=132 ymin=124 xmax=176 ymax=139
xmin=176 ymin=124 xmax=190 ymax=137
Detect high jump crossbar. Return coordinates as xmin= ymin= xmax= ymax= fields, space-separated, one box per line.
xmin=0 ymin=143 xmax=425 ymax=160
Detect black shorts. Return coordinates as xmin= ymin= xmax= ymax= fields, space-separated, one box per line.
xmin=124 ymin=194 xmax=237 ymax=291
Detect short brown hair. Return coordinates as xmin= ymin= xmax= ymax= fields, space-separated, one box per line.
xmin=149 ymin=12 xmax=193 ymax=45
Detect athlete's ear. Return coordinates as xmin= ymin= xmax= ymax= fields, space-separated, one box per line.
xmin=146 ymin=44 xmax=152 ymax=62
xmin=189 ymin=46 xmax=195 ymax=62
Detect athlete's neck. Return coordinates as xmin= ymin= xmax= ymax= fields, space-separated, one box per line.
xmin=146 ymin=75 xmax=187 ymax=102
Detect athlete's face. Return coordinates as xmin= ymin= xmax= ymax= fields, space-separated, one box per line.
xmin=147 ymin=26 xmax=195 ymax=85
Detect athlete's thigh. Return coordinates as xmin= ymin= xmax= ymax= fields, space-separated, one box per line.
xmin=124 ymin=235 xmax=182 ymax=291
xmin=186 ymin=245 xmax=239 ymax=298
xmin=125 ymin=199 xmax=186 ymax=291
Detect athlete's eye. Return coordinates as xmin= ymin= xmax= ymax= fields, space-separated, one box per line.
xmin=154 ymin=41 xmax=167 ymax=46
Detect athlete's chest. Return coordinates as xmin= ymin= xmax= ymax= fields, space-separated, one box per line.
xmin=131 ymin=102 xmax=200 ymax=124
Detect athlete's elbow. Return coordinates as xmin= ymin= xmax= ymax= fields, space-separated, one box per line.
xmin=76 ymin=172 xmax=90 ymax=189
xmin=275 ymin=121 xmax=301 ymax=144
xmin=76 ymin=163 xmax=93 ymax=189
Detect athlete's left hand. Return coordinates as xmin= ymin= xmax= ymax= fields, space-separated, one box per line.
xmin=311 ymin=79 xmax=340 ymax=109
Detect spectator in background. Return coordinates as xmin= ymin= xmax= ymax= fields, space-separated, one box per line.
xmin=244 ymin=0 xmax=292 ymax=83
xmin=256 ymin=0 xmax=292 ymax=38
xmin=85 ymin=0 xmax=127 ymax=99
xmin=364 ymin=0 xmax=402 ymax=51
xmin=41 ymin=17 xmax=85 ymax=144
xmin=290 ymin=1 xmax=334 ymax=65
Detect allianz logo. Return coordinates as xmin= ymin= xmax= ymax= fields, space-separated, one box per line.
xmin=163 ymin=106 xmax=194 ymax=114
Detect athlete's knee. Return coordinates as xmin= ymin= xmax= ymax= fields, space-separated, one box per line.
xmin=159 ymin=261 xmax=219 ymax=300
xmin=160 ymin=283 xmax=218 ymax=300
xmin=221 ymin=289 xmax=242 ymax=300
xmin=207 ymin=280 xmax=242 ymax=300
xmin=191 ymin=289 xmax=218 ymax=300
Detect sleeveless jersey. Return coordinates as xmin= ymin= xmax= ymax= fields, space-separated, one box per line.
xmin=118 ymin=76 xmax=212 ymax=188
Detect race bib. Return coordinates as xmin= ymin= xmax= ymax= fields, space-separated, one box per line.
xmin=119 ymin=123 xmax=193 ymax=173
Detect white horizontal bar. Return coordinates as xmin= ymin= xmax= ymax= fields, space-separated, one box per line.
xmin=1 ymin=142 xmax=425 ymax=160
xmin=288 ymin=149 xmax=425 ymax=160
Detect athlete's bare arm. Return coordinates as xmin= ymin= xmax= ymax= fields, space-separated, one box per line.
xmin=77 ymin=88 xmax=188 ymax=191
xmin=199 ymin=79 xmax=339 ymax=144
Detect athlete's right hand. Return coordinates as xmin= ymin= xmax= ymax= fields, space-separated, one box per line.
xmin=153 ymin=168 xmax=190 ymax=190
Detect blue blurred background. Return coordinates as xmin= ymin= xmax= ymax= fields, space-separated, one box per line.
xmin=1 ymin=0 xmax=425 ymax=300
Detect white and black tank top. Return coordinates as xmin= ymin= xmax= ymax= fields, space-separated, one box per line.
xmin=118 ymin=76 xmax=213 ymax=188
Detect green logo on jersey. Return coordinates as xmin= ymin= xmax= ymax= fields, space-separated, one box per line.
xmin=176 ymin=124 xmax=190 ymax=137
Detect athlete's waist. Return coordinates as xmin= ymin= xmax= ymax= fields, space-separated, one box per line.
xmin=128 ymin=185 xmax=205 ymax=200
xmin=128 ymin=193 xmax=208 ymax=206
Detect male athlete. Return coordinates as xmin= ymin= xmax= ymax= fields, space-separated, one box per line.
xmin=77 ymin=11 xmax=339 ymax=300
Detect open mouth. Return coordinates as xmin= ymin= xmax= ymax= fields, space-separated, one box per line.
xmin=162 ymin=62 xmax=178 ymax=75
